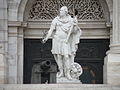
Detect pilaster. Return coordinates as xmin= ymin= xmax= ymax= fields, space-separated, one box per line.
xmin=104 ymin=0 xmax=120 ymax=85
xmin=8 ymin=26 xmax=18 ymax=84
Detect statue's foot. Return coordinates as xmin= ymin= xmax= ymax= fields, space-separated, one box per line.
xmin=66 ymin=73 xmax=73 ymax=80
xmin=57 ymin=72 xmax=64 ymax=78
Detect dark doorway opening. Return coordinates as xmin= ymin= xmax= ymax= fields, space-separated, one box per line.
xmin=23 ymin=39 xmax=109 ymax=84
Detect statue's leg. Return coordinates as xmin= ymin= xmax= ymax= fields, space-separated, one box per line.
xmin=53 ymin=54 xmax=58 ymax=64
xmin=57 ymin=54 xmax=64 ymax=78
xmin=70 ymin=54 xmax=75 ymax=65
xmin=64 ymin=55 xmax=72 ymax=80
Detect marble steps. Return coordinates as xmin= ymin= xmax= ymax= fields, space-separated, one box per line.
xmin=0 ymin=84 xmax=120 ymax=90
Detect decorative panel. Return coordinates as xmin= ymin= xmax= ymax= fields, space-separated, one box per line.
xmin=28 ymin=0 xmax=105 ymax=20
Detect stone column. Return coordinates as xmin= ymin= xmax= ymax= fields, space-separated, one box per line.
xmin=8 ymin=0 xmax=24 ymax=84
xmin=8 ymin=22 xmax=24 ymax=84
xmin=8 ymin=26 xmax=18 ymax=84
xmin=17 ymin=27 xmax=24 ymax=84
xmin=104 ymin=0 xmax=120 ymax=85
xmin=0 ymin=0 xmax=8 ymax=84
xmin=8 ymin=21 xmax=25 ymax=84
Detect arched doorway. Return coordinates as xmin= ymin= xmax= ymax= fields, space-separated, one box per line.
xmin=22 ymin=0 xmax=110 ymax=84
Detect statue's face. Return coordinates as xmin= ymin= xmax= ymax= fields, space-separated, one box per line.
xmin=60 ymin=8 xmax=66 ymax=17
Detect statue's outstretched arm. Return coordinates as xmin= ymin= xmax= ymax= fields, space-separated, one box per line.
xmin=42 ymin=25 xmax=55 ymax=43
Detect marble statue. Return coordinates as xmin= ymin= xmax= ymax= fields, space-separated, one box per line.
xmin=42 ymin=6 xmax=82 ymax=82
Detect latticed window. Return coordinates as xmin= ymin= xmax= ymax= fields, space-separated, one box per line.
xmin=28 ymin=0 xmax=105 ymax=20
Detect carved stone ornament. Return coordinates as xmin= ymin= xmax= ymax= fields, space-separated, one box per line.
xmin=28 ymin=0 xmax=105 ymax=20
xmin=70 ymin=62 xmax=83 ymax=79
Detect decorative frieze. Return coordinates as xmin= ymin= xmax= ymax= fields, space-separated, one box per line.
xmin=28 ymin=0 xmax=105 ymax=20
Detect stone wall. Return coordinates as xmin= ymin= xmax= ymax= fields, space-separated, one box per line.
xmin=0 ymin=0 xmax=8 ymax=84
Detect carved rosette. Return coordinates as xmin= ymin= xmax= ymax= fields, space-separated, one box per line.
xmin=28 ymin=0 xmax=105 ymax=20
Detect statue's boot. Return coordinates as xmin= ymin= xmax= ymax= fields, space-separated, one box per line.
xmin=57 ymin=69 xmax=64 ymax=78
xmin=66 ymin=70 xmax=73 ymax=80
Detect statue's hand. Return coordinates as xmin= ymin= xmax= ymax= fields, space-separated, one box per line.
xmin=42 ymin=38 xmax=47 ymax=44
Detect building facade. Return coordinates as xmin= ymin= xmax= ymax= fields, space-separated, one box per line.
xmin=0 ymin=0 xmax=120 ymax=85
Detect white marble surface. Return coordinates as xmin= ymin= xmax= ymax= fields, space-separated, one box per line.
xmin=8 ymin=27 xmax=18 ymax=84
xmin=104 ymin=54 xmax=120 ymax=85
xmin=0 ymin=0 xmax=8 ymax=84
xmin=43 ymin=6 xmax=82 ymax=81
xmin=57 ymin=77 xmax=82 ymax=84
xmin=0 ymin=84 xmax=119 ymax=90
xmin=0 ymin=54 xmax=4 ymax=84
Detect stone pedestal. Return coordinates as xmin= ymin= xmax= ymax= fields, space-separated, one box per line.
xmin=57 ymin=77 xmax=82 ymax=84
xmin=0 ymin=84 xmax=120 ymax=90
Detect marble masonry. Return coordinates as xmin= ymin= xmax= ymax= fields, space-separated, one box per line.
xmin=0 ymin=0 xmax=120 ymax=89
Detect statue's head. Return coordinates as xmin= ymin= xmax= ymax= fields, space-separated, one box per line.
xmin=59 ymin=6 xmax=68 ymax=17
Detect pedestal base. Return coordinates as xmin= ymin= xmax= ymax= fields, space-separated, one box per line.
xmin=104 ymin=53 xmax=120 ymax=85
xmin=57 ymin=77 xmax=82 ymax=84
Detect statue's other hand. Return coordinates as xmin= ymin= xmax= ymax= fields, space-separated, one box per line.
xmin=42 ymin=38 xmax=47 ymax=44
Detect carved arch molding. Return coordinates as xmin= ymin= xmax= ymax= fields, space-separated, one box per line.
xmin=27 ymin=0 xmax=106 ymax=20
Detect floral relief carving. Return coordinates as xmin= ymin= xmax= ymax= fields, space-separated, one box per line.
xmin=28 ymin=0 xmax=105 ymax=20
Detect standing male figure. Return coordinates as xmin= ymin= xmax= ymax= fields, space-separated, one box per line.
xmin=42 ymin=6 xmax=82 ymax=80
